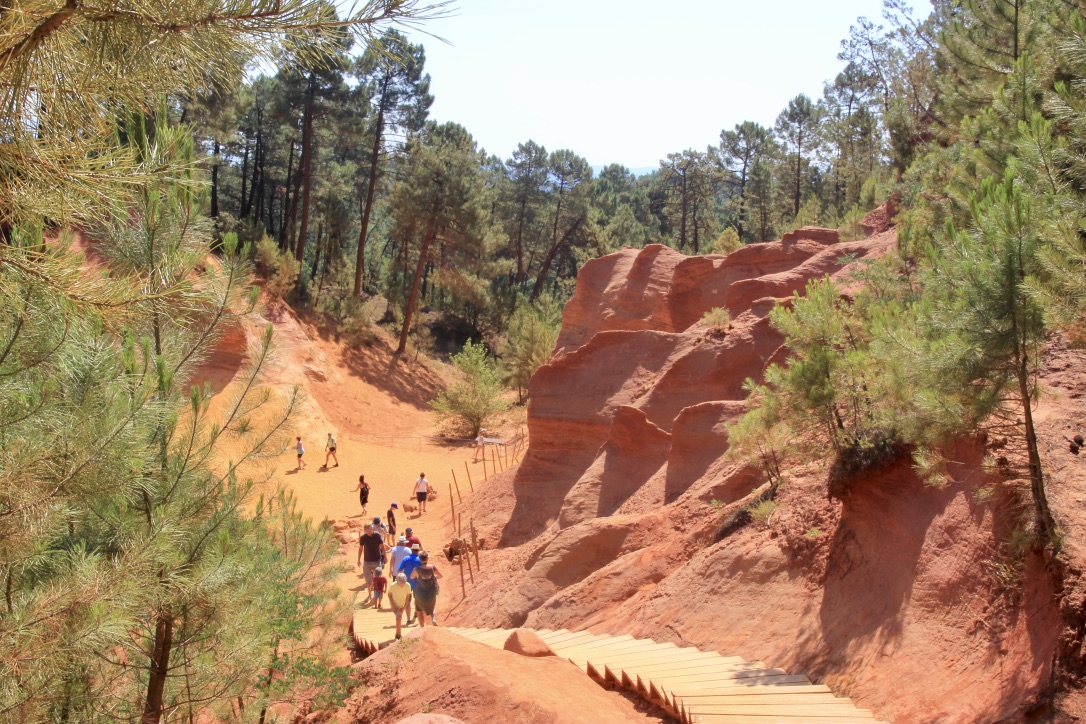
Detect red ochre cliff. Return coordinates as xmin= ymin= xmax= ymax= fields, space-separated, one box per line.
xmin=449 ymin=223 xmax=1086 ymax=723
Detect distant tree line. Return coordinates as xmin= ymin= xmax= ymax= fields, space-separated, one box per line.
xmin=191 ymin=24 xmax=903 ymax=353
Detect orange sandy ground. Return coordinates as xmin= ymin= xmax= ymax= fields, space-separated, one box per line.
xmin=287 ymin=437 xmax=502 ymax=607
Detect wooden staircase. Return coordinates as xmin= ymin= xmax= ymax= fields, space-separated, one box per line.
xmin=351 ymin=599 xmax=887 ymax=723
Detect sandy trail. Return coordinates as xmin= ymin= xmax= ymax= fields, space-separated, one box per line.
xmin=286 ymin=436 xmax=488 ymax=601
xmin=197 ymin=299 xmax=504 ymax=608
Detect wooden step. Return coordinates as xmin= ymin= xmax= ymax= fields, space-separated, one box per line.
xmin=684 ymin=703 xmax=877 ymax=718
xmin=625 ymin=661 xmax=769 ymax=696
xmin=651 ymin=674 xmax=811 ymax=708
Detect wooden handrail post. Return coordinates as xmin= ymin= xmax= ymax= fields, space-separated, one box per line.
xmin=464 ymin=461 xmax=474 ymax=492
xmin=465 ymin=542 xmax=475 ymax=583
xmin=470 ymin=519 xmax=480 ymax=570
xmin=451 ymin=469 xmax=462 ymax=503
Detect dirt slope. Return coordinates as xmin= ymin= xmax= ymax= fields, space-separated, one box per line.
xmin=446 ymin=224 xmax=1086 ymax=722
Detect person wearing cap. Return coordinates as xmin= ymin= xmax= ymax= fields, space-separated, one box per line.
xmin=389 ymin=536 xmax=411 ymax=576
xmin=386 ymin=502 xmax=398 ymax=546
xmin=404 ymin=527 xmax=421 ymax=548
xmin=397 ymin=544 xmax=423 ymax=623
xmin=387 ymin=573 xmax=412 ymax=640
xmin=410 ymin=550 xmax=443 ymax=627
xmin=372 ymin=566 xmax=388 ymax=610
xmin=355 ymin=523 xmax=386 ymax=601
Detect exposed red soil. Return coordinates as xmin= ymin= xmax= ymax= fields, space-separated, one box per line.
xmin=443 ymin=226 xmax=1086 ymax=722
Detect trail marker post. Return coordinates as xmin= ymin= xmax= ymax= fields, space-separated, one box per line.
xmin=451 ymin=469 xmax=462 ymax=503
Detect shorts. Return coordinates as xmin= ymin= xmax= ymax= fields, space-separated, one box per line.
xmin=416 ymin=491 xmax=427 ymax=504
xmin=415 ymin=593 xmax=436 ymax=616
xmin=329 ymin=447 xmax=336 ymax=453
xmin=390 ymin=603 xmax=405 ymax=620
xmin=362 ymin=561 xmax=379 ymax=588
xmin=297 ymin=453 xmax=304 ymax=458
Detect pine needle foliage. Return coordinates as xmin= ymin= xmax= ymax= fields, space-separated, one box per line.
xmin=0 ymin=0 xmax=448 ymax=227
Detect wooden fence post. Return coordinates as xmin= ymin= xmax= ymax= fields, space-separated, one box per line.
xmin=470 ymin=519 xmax=481 ymax=570
xmin=449 ymin=483 xmax=456 ymax=529
xmin=465 ymin=543 xmax=475 ymax=583
xmin=459 ymin=554 xmax=466 ymax=599
xmin=451 ymin=469 xmax=463 ymax=503
xmin=464 ymin=461 xmax=474 ymax=492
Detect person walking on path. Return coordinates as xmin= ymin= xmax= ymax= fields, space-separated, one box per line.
xmin=404 ymin=527 xmax=420 ymax=548
xmin=412 ymin=473 xmax=431 ymax=514
xmin=356 ymin=523 xmax=386 ymax=602
xmin=389 ymin=536 xmax=411 ymax=576
xmin=397 ymin=543 xmax=423 ymax=622
xmin=473 ymin=430 xmax=486 ymax=462
xmin=386 ymin=502 xmax=398 ymax=546
xmin=372 ymin=567 xmax=387 ymax=610
xmin=352 ymin=475 xmax=370 ymax=516
xmin=294 ymin=436 xmax=306 ymax=470
xmin=324 ymin=433 xmax=339 ymax=468
xmin=410 ymin=551 xmax=442 ymax=627
xmin=387 ymin=573 xmax=412 ymax=640
xmin=372 ymin=516 xmax=389 ymax=544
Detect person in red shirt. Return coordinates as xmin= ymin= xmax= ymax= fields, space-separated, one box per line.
xmin=372 ymin=567 xmax=388 ymax=610
xmin=404 ymin=527 xmax=421 ymax=548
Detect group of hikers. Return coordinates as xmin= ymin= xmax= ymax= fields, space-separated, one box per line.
xmin=292 ymin=433 xmax=339 ymax=471
xmin=356 ymin=521 xmax=443 ymax=639
xmin=290 ymin=432 xmax=458 ymax=640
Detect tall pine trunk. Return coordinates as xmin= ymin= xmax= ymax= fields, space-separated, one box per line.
xmin=397 ymin=220 xmax=436 ymax=354
xmin=354 ymin=99 xmax=386 ymax=298
xmin=210 ymin=140 xmax=220 ymax=218
xmin=279 ymin=140 xmax=295 ymax=249
xmin=295 ymin=74 xmax=316 ymax=274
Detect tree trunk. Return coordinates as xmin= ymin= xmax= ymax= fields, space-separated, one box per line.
xmin=1019 ymin=361 xmax=1054 ymax=540
xmin=252 ymin=132 xmax=264 ymax=221
xmin=397 ymin=221 xmax=436 ymax=355
xmin=279 ymin=140 xmax=295 ymax=249
xmin=793 ymin=139 xmax=803 ymax=218
xmin=210 ymin=140 xmax=220 ymax=218
xmin=532 ymin=216 xmax=583 ymax=301
xmin=354 ymin=99 xmax=386 ymax=298
xmin=295 ymin=76 xmax=316 ymax=272
xmin=238 ymin=138 xmax=249 ymax=217
xmin=142 ymin=609 xmax=174 ymax=724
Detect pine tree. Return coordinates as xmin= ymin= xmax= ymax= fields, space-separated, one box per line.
xmin=774 ymin=94 xmax=822 ymax=219
xmin=921 ymin=172 xmax=1054 ymax=540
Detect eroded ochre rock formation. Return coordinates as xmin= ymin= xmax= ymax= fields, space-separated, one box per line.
xmin=449 ymin=222 xmax=1086 ymax=722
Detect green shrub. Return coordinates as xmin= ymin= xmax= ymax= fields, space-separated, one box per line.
xmin=431 ymin=340 xmax=511 ymax=435
xmin=253 ymin=235 xmax=298 ymax=300
xmin=698 ymin=307 xmax=731 ymax=330
xmin=708 ymin=227 xmax=742 ymax=255
xmin=749 ymin=499 xmax=778 ymax=526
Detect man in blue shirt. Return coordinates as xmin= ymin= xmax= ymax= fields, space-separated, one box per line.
xmin=397 ymin=543 xmax=423 ymax=623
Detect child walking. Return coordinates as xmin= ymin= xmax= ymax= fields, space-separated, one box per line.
xmin=372 ymin=567 xmax=388 ymax=610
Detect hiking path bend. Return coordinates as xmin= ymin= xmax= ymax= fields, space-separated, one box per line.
xmin=351 ymin=601 xmax=889 ymax=723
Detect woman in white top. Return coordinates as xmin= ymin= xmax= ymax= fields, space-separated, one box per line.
xmin=413 ymin=473 xmax=430 ymax=514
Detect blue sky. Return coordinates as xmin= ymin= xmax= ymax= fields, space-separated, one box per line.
xmin=402 ymin=0 xmax=925 ymax=170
